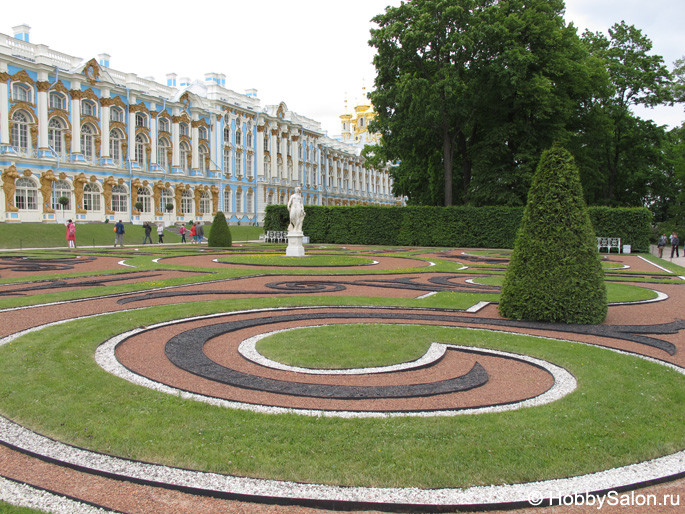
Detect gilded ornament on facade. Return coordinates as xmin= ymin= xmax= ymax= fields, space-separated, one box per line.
xmin=102 ymin=175 xmax=116 ymax=215
xmin=39 ymin=170 xmax=57 ymax=213
xmin=11 ymin=70 xmax=35 ymax=86
xmin=37 ymin=81 xmax=51 ymax=93
xmin=72 ymin=173 xmax=88 ymax=214
xmin=82 ymin=59 xmax=100 ymax=85
xmin=2 ymin=166 xmax=20 ymax=212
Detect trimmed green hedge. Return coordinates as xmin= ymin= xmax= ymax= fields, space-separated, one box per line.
xmin=264 ymin=205 xmax=651 ymax=251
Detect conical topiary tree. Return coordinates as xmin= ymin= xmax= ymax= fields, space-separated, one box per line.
xmin=499 ymin=147 xmax=607 ymax=324
xmin=207 ymin=211 xmax=233 ymax=248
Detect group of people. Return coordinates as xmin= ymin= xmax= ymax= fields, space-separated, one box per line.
xmin=64 ymin=220 xmax=207 ymax=248
xmin=657 ymin=232 xmax=681 ymax=259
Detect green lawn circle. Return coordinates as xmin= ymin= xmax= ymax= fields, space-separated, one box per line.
xmin=0 ymin=303 xmax=683 ymax=490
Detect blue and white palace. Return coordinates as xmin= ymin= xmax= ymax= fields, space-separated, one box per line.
xmin=1 ymin=25 xmax=397 ymax=225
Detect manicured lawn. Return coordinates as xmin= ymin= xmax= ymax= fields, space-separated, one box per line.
xmin=1 ymin=300 xmax=683 ymax=489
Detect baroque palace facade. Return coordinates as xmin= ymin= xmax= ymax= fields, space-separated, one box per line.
xmin=1 ymin=25 xmax=397 ymax=225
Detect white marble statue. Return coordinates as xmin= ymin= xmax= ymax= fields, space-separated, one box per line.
xmin=287 ymin=186 xmax=305 ymax=234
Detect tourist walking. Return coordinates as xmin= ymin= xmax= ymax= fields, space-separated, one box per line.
xmin=157 ymin=223 xmax=165 ymax=244
xmin=143 ymin=222 xmax=153 ymax=244
xmin=671 ymin=233 xmax=680 ymax=259
xmin=65 ymin=219 xmax=76 ymax=249
xmin=114 ymin=220 xmax=125 ymax=247
xmin=189 ymin=223 xmax=197 ymax=244
xmin=195 ymin=222 xmax=204 ymax=244
xmin=657 ymin=233 xmax=668 ymax=258
xmin=179 ymin=224 xmax=187 ymax=243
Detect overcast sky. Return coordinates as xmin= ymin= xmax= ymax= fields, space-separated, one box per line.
xmin=8 ymin=0 xmax=685 ymax=134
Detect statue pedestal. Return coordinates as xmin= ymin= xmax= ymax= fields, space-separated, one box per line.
xmin=286 ymin=232 xmax=306 ymax=257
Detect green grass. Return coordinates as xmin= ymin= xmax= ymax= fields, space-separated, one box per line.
xmin=0 ymin=503 xmax=45 ymax=514
xmin=0 ymin=300 xmax=683 ymax=489
xmin=257 ymin=324 xmax=432 ymax=368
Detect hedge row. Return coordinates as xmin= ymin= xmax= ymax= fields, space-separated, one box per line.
xmin=263 ymin=205 xmax=651 ymax=251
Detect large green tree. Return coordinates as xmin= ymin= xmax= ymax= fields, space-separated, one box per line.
xmin=571 ymin=23 xmax=673 ymax=207
xmin=369 ymin=0 xmax=594 ymax=206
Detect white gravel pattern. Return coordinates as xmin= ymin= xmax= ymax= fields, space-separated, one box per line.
xmin=0 ymin=476 xmax=112 ymax=514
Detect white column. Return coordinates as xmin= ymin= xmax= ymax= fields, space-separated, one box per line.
xmin=70 ymin=84 xmax=82 ymax=154
xmin=191 ymin=114 xmax=199 ymax=172
xmin=212 ymin=113 xmax=220 ymax=171
xmin=100 ymin=90 xmax=110 ymax=158
xmin=127 ymin=93 xmax=136 ymax=162
xmin=37 ymin=76 xmax=49 ymax=150
xmin=0 ymin=68 xmax=9 ymax=145
xmin=269 ymin=126 xmax=277 ymax=180
xmin=256 ymin=126 xmax=265 ymax=178
xmin=172 ymin=109 xmax=180 ymax=167
xmin=291 ymin=135 xmax=300 ymax=183
xmin=150 ymin=104 xmax=159 ymax=166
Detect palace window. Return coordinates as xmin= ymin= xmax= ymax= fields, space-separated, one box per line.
xmin=158 ymin=117 xmax=169 ymax=132
xmin=223 ymin=126 xmax=231 ymax=145
xmin=82 ymin=99 xmax=97 ymax=117
xmin=199 ymin=144 xmax=209 ymax=173
xmin=181 ymin=190 xmax=193 ymax=214
xmin=135 ymin=133 xmax=148 ymax=168
xmin=49 ymin=92 xmax=66 ymax=110
xmin=48 ymin=117 xmax=66 ymax=155
xmin=246 ymin=189 xmax=253 ymax=213
xmin=12 ymin=83 xmax=31 ymax=102
xmin=81 ymin=123 xmax=96 ymax=161
xmin=235 ymin=151 xmax=242 ymax=176
xmin=110 ymin=129 xmax=124 ymax=162
xmin=246 ymin=153 xmax=253 ymax=178
xmin=223 ymin=188 xmax=232 ymax=213
xmin=199 ymin=191 xmax=210 ymax=215
xmin=223 ymin=147 xmax=232 ymax=176
xmin=179 ymin=123 xmax=189 ymax=136
xmin=110 ymin=106 xmax=123 ymax=122
xmin=83 ymin=183 xmax=101 ymax=211
xmin=235 ymin=129 xmax=242 ymax=146
xmin=137 ymin=187 xmax=151 ymax=213
xmin=161 ymin=188 xmax=173 ymax=212
xmin=11 ymin=111 xmax=31 ymax=151
xmin=158 ymin=137 xmax=170 ymax=170
xmin=52 ymin=180 xmax=71 ymax=210
xmin=135 ymin=112 xmax=148 ymax=128
xmin=263 ymin=134 xmax=269 ymax=152
xmin=235 ymin=189 xmax=242 ymax=212
xmin=15 ymin=177 xmax=38 ymax=210
xmin=180 ymin=141 xmax=191 ymax=172
xmin=112 ymin=184 xmax=128 ymax=212
xmin=198 ymin=126 xmax=208 ymax=140
xmin=246 ymin=124 xmax=253 ymax=147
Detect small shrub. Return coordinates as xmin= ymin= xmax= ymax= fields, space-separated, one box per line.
xmin=207 ymin=211 xmax=232 ymax=247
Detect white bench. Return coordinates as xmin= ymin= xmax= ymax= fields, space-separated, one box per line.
xmin=597 ymin=237 xmax=621 ymax=253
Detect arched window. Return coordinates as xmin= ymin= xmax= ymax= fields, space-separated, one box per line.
xmin=179 ymin=123 xmax=189 ymax=136
xmin=246 ymin=189 xmax=253 ymax=213
xmin=137 ymin=187 xmax=151 ymax=213
xmin=49 ymin=92 xmax=66 ymax=110
xmin=277 ymin=156 xmax=283 ymax=177
xmin=12 ymin=83 xmax=31 ymax=102
xmin=263 ymin=134 xmax=269 ymax=152
xmin=135 ymin=112 xmax=147 ymax=128
xmin=15 ymin=177 xmax=38 ymax=210
xmin=223 ymin=188 xmax=232 ymax=213
xmin=48 ymin=117 xmax=66 ymax=155
xmin=235 ymin=189 xmax=243 ymax=213
xmin=158 ymin=117 xmax=169 ymax=132
xmin=181 ymin=189 xmax=193 ymax=214
xmin=223 ymin=147 xmax=231 ymax=176
xmin=158 ymin=137 xmax=170 ymax=170
xmin=223 ymin=126 xmax=231 ymax=145
xmin=112 ymin=185 xmax=128 ymax=212
xmin=52 ymin=179 xmax=72 ymax=211
xmin=110 ymin=107 xmax=123 ymax=122
xmin=11 ymin=111 xmax=31 ymax=151
xmin=83 ymin=183 xmax=101 ymax=211
xmin=180 ymin=141 xmax=191 ymax=172
xmin=267 ymin=190 xmax=273 ymax=205
xmin=198 ymin=126 xmax=208 ymax=140
xmin=82 ymin=99 xmax=97 ymax=117
xmin=235 ymin=151 xmax=242 ymax=176
xmin=110 ymin=129 xmax=124 ymax=162
xmin=135 ymin=133 xmax=148 ymax=168
xmin=246 ymin=153 xmax=253 ymax=178
xmin=246 ymin=124 xmax=253 ymax=147
xmin=199 ymin=191 xmax=210 ymax=215
xmin=161 ymin=188 xmax=173 ymax=212
xmin=81 ymin=123 xmax=96 ymax=162
xmin=264 ymin=155 xmax=271 ymax=180
xmin=199 ymin=144 xmax=209 ymax=173
xmin=235 ymin=128 xmax=242 ymax=146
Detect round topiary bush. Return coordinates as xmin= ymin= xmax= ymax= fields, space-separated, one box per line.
xmin=498 ymin=147 xmax=607 ymax=324
xmin=207 ymin=211 xmax=232 ymax=248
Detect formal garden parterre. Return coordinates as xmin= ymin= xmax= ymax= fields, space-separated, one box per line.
xmin=0 ymin=243 xmax=683 ymax=514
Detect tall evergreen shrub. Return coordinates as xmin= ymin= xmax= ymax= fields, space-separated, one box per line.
xmin=499 ymin=147 xmax=607 ymax=324
xmin=207 ymin=211 xmax=232 ymax=247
